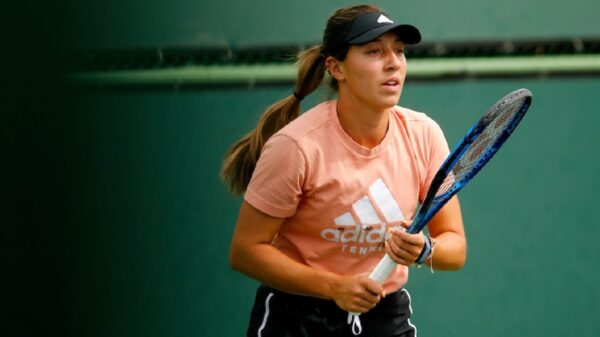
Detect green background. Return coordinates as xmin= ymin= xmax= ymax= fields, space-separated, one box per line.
xmin=67 ymin=0 xmax=600 ymax=49
xmin=4 ymin=1 xmax=600 ymax=336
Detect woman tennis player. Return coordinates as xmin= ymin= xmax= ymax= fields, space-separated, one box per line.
xmin=222 ymin=4 xmax=467 ymax=336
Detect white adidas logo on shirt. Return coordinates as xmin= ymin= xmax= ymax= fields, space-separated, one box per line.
xmin=320 ymin=178 xmax=404 ymax=255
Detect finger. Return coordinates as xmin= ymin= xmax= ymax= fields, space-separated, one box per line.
xmin=343 ymin=295 xmax=376 ymax=313
xmin=385 ymin=235 xmax=401 ymax=256
xmin=362 ymin=278 xmax=385 ymax=297
xmin=387 ymin=227 xmax=405 ymax=247
xmin=351 ymin=302 xmax=373 ymax=313
xmin=391 ymin=227 xmax=423 ymax=247
xmin=358 ymin=290 xmax=380 ymax=305
xmin=387 ymin=231 xmax=421 ymax=258
xmin=400 ymin=219 xmax=411 ymax=229
xmin=357 ymin=295 xmax=379 ymax=307
xmin=390 ymin=229 xmax=425 ymax=257
xmin=354 ymin=297 xmax=379 ymax=312
xmin=385 ymin=241 xmax=413 ymax=265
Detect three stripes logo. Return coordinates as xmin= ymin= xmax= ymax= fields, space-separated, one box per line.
xmin=320 ymin=178 xmax=404 ymax=255
xmin=377 ymin=14 xmax=394 ymax=24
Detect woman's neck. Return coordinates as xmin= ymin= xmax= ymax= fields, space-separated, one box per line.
xmin=336 ymin=98 xmax=391 ymax=149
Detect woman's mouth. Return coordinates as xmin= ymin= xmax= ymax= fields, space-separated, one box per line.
xmin=383 ymin=78 xmax=400 ymax=86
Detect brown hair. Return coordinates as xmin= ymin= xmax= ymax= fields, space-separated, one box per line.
xmin=221 ymin=4 xmax=382 ymax=195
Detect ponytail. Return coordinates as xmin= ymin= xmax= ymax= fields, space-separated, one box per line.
xmin=221 ymin=45 xmax=326 ymax=195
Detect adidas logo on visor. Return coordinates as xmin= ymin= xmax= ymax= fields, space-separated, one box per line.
xmin=377 ymin=14 xmax=394 ymax=24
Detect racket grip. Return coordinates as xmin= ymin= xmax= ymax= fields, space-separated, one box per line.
xmin=368 ymin=254 xmax=397 ymax=284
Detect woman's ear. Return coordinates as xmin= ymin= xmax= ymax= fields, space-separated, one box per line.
xmin=325 ymin=56 xmax=345 ymax=82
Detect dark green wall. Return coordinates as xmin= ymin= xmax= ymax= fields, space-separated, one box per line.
xmin=68 ymin=0 xmax=600 ymax=49
xmin=54 ymin=78 xmax=598 ymax=337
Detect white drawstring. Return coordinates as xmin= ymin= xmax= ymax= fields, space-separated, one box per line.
xmin=347 ymin=313 xmax=362 ymax=335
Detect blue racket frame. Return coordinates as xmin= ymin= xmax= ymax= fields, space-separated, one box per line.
xmin=407 ymin=88 xmax=532 ymax=234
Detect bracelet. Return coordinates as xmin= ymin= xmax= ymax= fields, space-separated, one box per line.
xmin=415 ymin=235 xmax=433 ymax=265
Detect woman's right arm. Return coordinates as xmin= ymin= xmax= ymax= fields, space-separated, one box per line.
xmin=229 ymin=200 xmax=384 ymax=313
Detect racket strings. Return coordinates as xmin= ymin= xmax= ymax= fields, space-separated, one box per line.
xmin=436 ymin=98 xmax=526 ymax=199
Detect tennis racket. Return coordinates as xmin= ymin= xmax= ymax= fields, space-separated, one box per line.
xmin=370 ymin=88 xmax=532 ymax=282
xmin=348 ymin=88 xmax=532 ymax=334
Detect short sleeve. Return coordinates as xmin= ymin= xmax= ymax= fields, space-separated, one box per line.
xmin=244 ymin=134 xmax=306 ymax=218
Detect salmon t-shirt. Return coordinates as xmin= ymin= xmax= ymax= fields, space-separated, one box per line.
xmin=244 ymin=100 xmax=449 ymax=293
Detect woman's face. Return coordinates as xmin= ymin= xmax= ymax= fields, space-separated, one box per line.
xmin=333 ymin=32 xmax=407 ymax=111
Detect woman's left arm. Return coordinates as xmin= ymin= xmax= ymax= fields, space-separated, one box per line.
xmin=422 ymin=196 xmax=466 ymax=270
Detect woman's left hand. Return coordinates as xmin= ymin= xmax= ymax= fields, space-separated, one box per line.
xmin=384 ymin=221 xmax=425 ymax=266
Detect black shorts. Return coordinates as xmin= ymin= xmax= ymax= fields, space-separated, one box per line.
xmin=247 ymin=285 xmax=416 ymax=337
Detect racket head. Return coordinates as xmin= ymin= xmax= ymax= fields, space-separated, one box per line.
xmin=408 ymin=88 xmax=532 ymax=234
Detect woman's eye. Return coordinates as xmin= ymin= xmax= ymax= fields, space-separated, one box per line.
xmin=367 ymin=49 xmax=381 ymax=55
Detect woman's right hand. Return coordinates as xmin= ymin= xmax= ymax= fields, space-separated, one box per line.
xmin=231 ymin=201 xmax=387 ymax=313
xmin=331 ymin=273 xmax=385 ymax=313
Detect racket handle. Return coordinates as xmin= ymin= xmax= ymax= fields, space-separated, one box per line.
xmin=368 ymin=254 xmax=397 ymax=284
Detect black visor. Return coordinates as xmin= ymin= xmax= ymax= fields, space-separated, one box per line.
xmin=323 ymin=12 xmax=421 ymax=57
